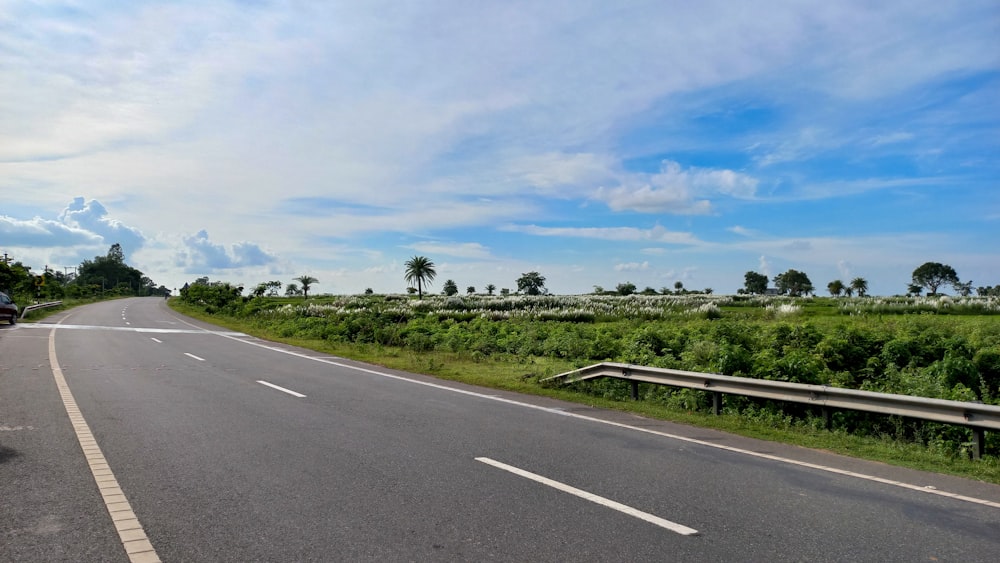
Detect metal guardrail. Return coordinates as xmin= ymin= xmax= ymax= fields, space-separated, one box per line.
xmin=20 ymin=301 xmax=63 ymax=319
xmin=544 ymin=362 xmax=1000 ymax=458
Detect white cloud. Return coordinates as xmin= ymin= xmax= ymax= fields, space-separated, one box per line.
xmin=177 ymin=230 xmax=277 ymax=273
xmin=0 ymin=214 xmax=101 ymax=247
xmin=59 ymin=197 xmax=146 ymax=257
xmin=593 ymin=161 xmax=757 ymax=214
xmin=758 ymin=255 xmax=772 ymax=277
xmin=614 ymin=261 xmax=650 ymax=272
xmin=504 ymin=224 xmax=702 ymax=245
xmin=727 ymin=225 xmax=758 ymax=237
xmin=506 ymin=152 xmax=618 ymax=196
xmin=405 ymin=242 xmax=494 ymax=260
xmin=837 ymin=260 xmax=852 ymax=278
xmin=870 ymin=132 xmax=915 ymax=146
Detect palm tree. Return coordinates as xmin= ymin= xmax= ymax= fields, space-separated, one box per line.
xmin=404 ymin=255 xmax=436 ymax=299
xmin=850 ymin=277 xmax=868 ymax=297
xmin=485 ymin=283 xmax=496 ymax=296
xmin=295 ymin=275 xmax=318 ymax=299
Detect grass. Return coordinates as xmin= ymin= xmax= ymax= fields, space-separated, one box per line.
xmin=170 ymin=299 xmax=1000 ymax=484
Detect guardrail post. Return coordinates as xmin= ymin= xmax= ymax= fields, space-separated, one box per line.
xmin=630 ymin=381 xmax=639 ymax=401
xmin=822 ymin=407 xmax=833 ymax=430
xmin=712 ymin=392 xmax=722 ymax=415
xmin=971 ymin=429 xmax=984 ymax=460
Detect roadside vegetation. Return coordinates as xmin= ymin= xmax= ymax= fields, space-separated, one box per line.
xmin=172 ymin=280 xmax=1000 ymax=483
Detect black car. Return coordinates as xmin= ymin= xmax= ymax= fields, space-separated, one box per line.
xmin=0 ymin=292 xmax=18 ymax=324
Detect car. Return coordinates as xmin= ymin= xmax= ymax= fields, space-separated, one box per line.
xmin=0 ymin=291 xmax=18 ymax=324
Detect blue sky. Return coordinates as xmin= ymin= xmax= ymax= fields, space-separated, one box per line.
xmin=1 ymin=1 xmax=997 ymax=295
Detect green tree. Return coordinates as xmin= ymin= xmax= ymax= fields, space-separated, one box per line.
xmin=954 ymin=280 xmax=973 ymax=297
xmin=285 ymin=283 xmax=301 ymax=296
xmin=850 ymin=277 xmax=868 ymax=297
xmin=911 ymin=262 xmax=958 ymax=296
xmin=264 ymin=280 xmax=282 ymax=296
xmin=516 ymin=272 xmax=547 ymax=295
xmin=616 ymin=281 xmax=637 ymax=296
xmin=774 ymin=269 xmax=813 ymax=296
xmin=0 ymin=260 xmax=33 ymax=298
xmin=743 ymin=271 xmax=768 ymax=295
xmin=907 ymin=283 xmax=923 ymax=296
xmin=404 ymin=256 xmax=437 ymax=299
xmin=827 ymin=279 xmax=844 ymax=297
xmin=75 ymin=244 xmax=146 ymax=296
xmin=485 ymin=283 xmax=496 ymax=296
xmin=251 ymin=283 xmax=268 ymax=298
xmin=674 ymin=281 xmax=684 ymax=293
xmin=466 ymin=286 xmax=476 ymax=295
xmin=442 ymin=279 xmax=458 ymax=296
xmin=295 ymin=275 xmax=318 ymax=299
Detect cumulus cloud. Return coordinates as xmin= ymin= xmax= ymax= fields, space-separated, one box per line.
xmin=59 ymin=197 xmax=146 ymax=256
xmin=593 ymin=161 xmax=757 ymax=214
xmin=0 ymin=214 xmax=102 ymax=247
xmin=177 ymin=230 xmax=277 ymax=272
xmin=0 ymin=197 xmax=145 ymax=260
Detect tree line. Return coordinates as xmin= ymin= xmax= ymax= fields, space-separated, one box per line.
xmin=0 ymin=244 xmax=168 ymax=304
xmin=737 ymin=262 xmax=989 ymax=297
xmin=185 ymin=256 xmax=996 ymax=306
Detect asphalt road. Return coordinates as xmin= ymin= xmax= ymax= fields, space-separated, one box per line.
xmin=2 ymin=297 xmax=999 ymax=561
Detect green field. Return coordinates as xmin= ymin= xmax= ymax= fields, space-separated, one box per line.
xmin=170 ymin=287 xmax=1000 ymax=482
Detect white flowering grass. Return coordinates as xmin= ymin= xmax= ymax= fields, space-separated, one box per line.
xmin=255 ymin=293 xmax=999 ymax=322
xmin=261 ymin=294 xmax=739 ymax=321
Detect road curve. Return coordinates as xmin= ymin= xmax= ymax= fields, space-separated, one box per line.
xmin=2 ymin=297 xmax=999 ymax=561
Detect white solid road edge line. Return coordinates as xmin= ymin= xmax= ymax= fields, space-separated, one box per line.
xmin=48 ymin=325 xmax=161 ymax=563
xmin=476 ymin=457 xmax=699 ymax=536
xmin=184 ymin=352 xmax=205 ymax=361
xmin=257 ymin=380 xmax=307 ymax=398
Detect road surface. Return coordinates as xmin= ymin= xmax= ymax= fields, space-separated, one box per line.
xmin=2 ymin=297 xmax=999 ymax=561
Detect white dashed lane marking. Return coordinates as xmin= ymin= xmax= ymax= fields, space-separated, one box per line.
xmin=257 ymin=380 xmax=307 ymax=398
xmin=476 ymin=457 xmax=699 ymax=536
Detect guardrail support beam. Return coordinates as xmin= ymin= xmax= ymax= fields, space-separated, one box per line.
xmin=822 ymin=407 xmax=833 ymax=430
xmin=630 ymin=381 xmax=639 ymax=401
xmin=971 ymin=429 xmax=985 ymax=460
xmin=712 ymin=392 xmax=722 ymax=415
